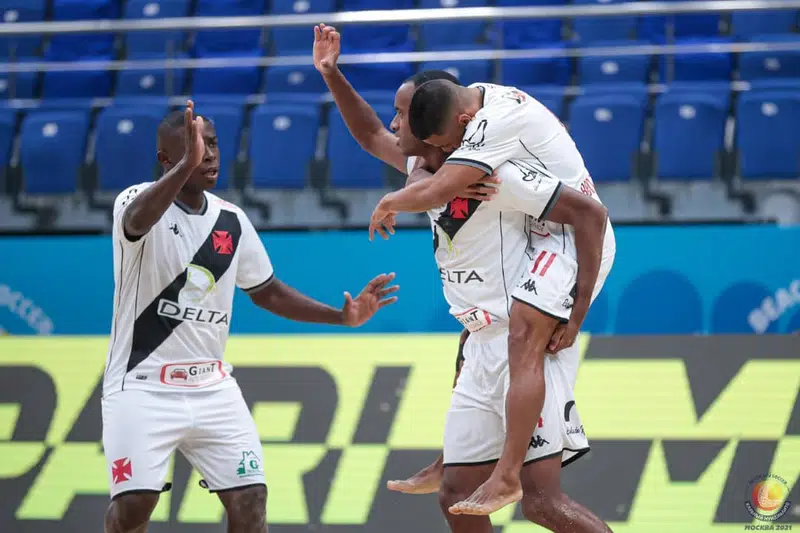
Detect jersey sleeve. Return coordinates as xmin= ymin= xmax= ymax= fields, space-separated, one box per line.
xmin=497 ymin=160 xmax=564 ymax=220
xmin=446 ymin=100 xmax=524 ymax=175
xmin=112 ymin=182 xmax=154 ymax=245
xmin=236 ymin=211 xmax=275 ymax=293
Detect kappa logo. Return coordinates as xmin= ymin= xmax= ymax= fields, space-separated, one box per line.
xmin=529 ymin=435 xmax=549 ymax=449
xmin=520 ymin=279 xmax=538 ymax=294
xmin=111 ymin=458 xmax=132 ymax=484
xmin=212 ymin=230 xmax=234 ymax=255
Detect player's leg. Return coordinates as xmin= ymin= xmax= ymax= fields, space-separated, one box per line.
xmin=181 ymin=386 xmax=267 ymax=533
xmin=102 ymin=390 xmax=186 ymax=533
xmin=440 ymin=464 xmax=495 ymax=533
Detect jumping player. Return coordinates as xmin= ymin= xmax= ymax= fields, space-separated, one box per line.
xmin=315 ymin=24 xmax=615 ymax=533
xmin=102 ymin=101 xmax=398 ymax=533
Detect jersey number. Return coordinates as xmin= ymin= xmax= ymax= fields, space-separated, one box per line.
xmin=580 ymin=176 xmax=597 ymax=198
xmin=531 ymin=251 xmax=557 ymax=277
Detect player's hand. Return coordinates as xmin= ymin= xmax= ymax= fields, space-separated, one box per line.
xmin=183 ymin=100 xmax=205 ymax=170
xmin=369 ymin=197 xmax=398 ymax=241
xmin=313 ymin=23 xmax=341 ymax=75
xmin=458 ymin=173 xmax=501 ymax=201
xmin=547 ymin=321 xmax=579 ymax=354
xmin=342 ymin=273 xmax=399 ymax=327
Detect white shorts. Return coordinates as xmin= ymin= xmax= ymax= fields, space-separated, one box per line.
xmin=101 ymin=385 xmax=264 ymax=499
xmin=443 ymin=331 xmax=589 ymax=467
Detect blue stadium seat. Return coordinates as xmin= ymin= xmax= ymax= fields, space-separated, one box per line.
xmin=571 ymin=0 xmax=636 ymax=42
xmin=749 ymin=78 xmax=800 ymax=93
xmin=0 ymin=70 xmax=38 ymax=99
xmin=340 ymin=62 xmax=415 ymax=91
xmin=711 ymin=282 xmax=777 ymax=334
xmin=520 ymin=85 xmax=565 ymax=117
xmin=193 ymin=0 xmax=265 ymax=55
xmin=271 ymin=0 xmax=335 ymax=55
xmin=20 ymin=111 xmax=90 ymax=195
xmin=95 ymin=107 xmax=166 ymax=191
xmin=192 ymin=53 xmax=262 ymax=95
xmin=664 ymin=38 xmax=733 ymax=81
xmin=194 ymin=105 xmax=245 ymax=190
xmin=638 ymin=0 xmax=721 ymax=42
xmin=664 ymin=80 xmax=731 ymax=109
xmin=249 ymin=104 xmax=319 ymax=189
xmin=50 ymin=0 xmax=119 ymax=60
xmin=0 ymin=1 xmax=46 ymax=59
xmin=419 ymin=0 xmax=488 ymax=50
xmin=418 ymin=60 xmax=492 ymax=86
xmin=654 ymin=93 xmax=727 ymax=179
xmin=578 ymin=42 xmax=651 ymax=85
xmin=35 ymin=98 xmax=95 ymax=111
xmin=569 ymin=95 xmax=645 ymax=182
xmin=501 ymin=49 xmax=571 ymax=86
xmin=116 ymin=68 xmax=187 ymax=97
xmin=739 ymin=34 xmax=800 ymax=81
xmin=0 ymin=110 xmax=16 ymax=172
xmin=42 ymin=63 xmax=114 ymax=99
xmin=328 ymin=106 xmax=394 ymax=188
xmin=340 ymin=0 xmax=413 ymax=51
xmin=616 ymin=270 xmax=704 ymax=334
xmin=264 ymin=66 xmax=328 ymax=95
xmin=581 ymin=82 xmax=648 ymax=106
xmin=497 ymin=0 xmax=565 ymax=48
xmin=737 ymin=91 xmax=800 ymax=180
xmin=732 ymin=10 xmax=797 ymax=38
xmin=124 ymin=0 xmax=190 ymax=58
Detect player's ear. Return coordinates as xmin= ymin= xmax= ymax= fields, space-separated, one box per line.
xmin=457 ymin=113 xmax=473 ymax=127
xmin=156 ymin=150 xmax=172 ymax=168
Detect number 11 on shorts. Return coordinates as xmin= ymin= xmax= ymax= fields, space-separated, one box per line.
xmin=531 ymin=251 xmax=557 ymax=277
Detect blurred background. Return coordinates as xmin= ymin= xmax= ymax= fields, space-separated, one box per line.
xmin=0 ymin=0 xmax=798 ymax=532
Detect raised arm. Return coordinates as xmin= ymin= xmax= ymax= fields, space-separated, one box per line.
xmin=313 ymin=24 xmax=406 ymax=173
xmin=124 ymin=102 xmax=204 ymax=239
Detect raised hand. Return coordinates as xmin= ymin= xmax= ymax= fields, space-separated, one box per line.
xmin=183 ymin=100 xmax=205 ymax=170
xmin=313 ymin=23 xmax=341 ymax=76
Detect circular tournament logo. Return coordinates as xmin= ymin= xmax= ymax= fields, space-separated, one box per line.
xmin=745 ymin=474 xmax=791 ymax=522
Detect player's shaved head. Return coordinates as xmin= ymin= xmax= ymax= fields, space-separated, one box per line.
xmin=156 ymin=109 xmax=220 ymax=194
xmin=157 ymin=110 xmax=211 ymax=151
xmin=405 ymin=69 xmax=460 ymax=88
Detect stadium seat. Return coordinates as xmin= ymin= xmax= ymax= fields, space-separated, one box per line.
xmin=736 ymin=91 xmax=800 ymax=180
xmin=192 ymin=53 xmax=262 ymax=95
xmin=50 ymin=0 xmax=119 ymax=59
xmin=664 ymin=80 xmax=731 ymax=109
xmin=124 ymin=0 xmax=190 ymax=58
xmin=732 ymin=10 xmax=797 ymax=38
xmin=116 ymin=68 xmax=187 ymax=97
xmin=519 ymin=85 xmax=565 ymax=118
xmin=271 ymin=0 xmax=335 ymax=55
xmin=569 ymin=95 xmax=645 ymax=182
xmin=249 ymin=104 xmax=319 ymax=189
xmin=20 ymin=111 xmax=90 ymax=195
xmin=501 ymin=49 xmax=571 ymax=86
xmin=653 ymin=93 xmax=727 ymax=179
xmin=749 ymin=78 xmax=800 ymax=93
xmin=0 ymin=0 xmax=46 ymax=59
xmin=195 ymin=105 xmax=245 ymax=190
xmin=0 ymin=109 xmax=16 ymax=174
xmin=571 ymin=0 xmax=636 ymax=42
xmin=42 ymin=62 xmax=115 ymax=99
xmin=711 ymin=282 xmax=778 ymax=334
xmin=616 ymin=270 xmax=704 ymax=334
xmin=0 ymin=70 xmax=38 ymax=99
xmin=419 ymin=0 xmax=488 ymax=50
xmin=95 ymin=107 xmax=166 ymax=191
xmin=663 ymin=38 xmax=733 ymax=81
xmin=419 ymin=60 xmax=492 ymax=86
xmin=340 ymin=61 xmax=415 ymax=91
xmin=328 ymin=106 xmax=394 ymax=188
xmin=578 ymin=41 xmax=652 ymax=85
xmin=739 ymin=34 xmax=800 ymax=81
xmin=581 ymin=82 xmax=649 ymax=105
xmin=264 ymin=66 xmax=328 ymax=95
xmin=339 ymin=0 xmax=413 ymax=51
xmin=193 ymin=0 xmax=266 ymax=55
xmin=497 ymin=0 xmax=565 ymax=48
xmin=638 ymin=0 xmax=721 ymax=42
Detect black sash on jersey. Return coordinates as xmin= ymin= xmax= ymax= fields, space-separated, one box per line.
xmin=127 ymin=210 xmax=242 ymax=373
xmin=433 ymin=198 xmax=482 ymax=252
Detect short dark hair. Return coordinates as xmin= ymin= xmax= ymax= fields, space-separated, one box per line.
xmin=408 ymin=79 xmax=459 ymax=141
xmin=157 ymin=109 xmax=211 ymax=146
xmin=405 ymin=69 xmax=460 ymax=88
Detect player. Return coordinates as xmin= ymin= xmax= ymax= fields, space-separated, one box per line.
xmin=102 ymin=101 xmax=398 ymax=533
xmin=315 ymin=24 xmax=614 ymax=533
xmin=370 ymin=79 xmax=617 ymax=522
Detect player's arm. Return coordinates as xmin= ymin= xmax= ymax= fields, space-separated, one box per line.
xmin=123 ymin=102 xmax=204 ymax=240
xmin=313 ymin=24 xmax=406 ymax=173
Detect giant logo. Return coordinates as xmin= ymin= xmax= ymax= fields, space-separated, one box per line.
xmin=0 ymin=335 xmax=798 ymax=532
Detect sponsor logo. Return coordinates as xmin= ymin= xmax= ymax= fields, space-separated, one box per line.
xmin=449 ymin=198 xmax=469 ymax=219
xmin=0 ymin=284 xmax=54 ymax=335
xmin=439 ymin=269 xmax=484 ymax=284
xmin=744 ymin=474 xmax=791 ymax=522
xmin=459 ymin=119 xmax=487 ymax=151
xmin=454 ymin=307 xmax=492 ymax=333
xmin=520 ymin=279 xmax=537 ymax=294
xmin=160 ymin=361 xmax=226 ymax=387
xmin=111 ymin=458 xmax=132 ymax=484
xmin=528 ymin=435 xmax=550 ymax=449
xmin=237 ymin=451 xmax=262 ymax=478
xmin=157 ymin=300 xmax=230 ymax=325
xmin=169 ymin=223 xmax=180 ymax=236
xmin=748 ymin=280 xmax=800 ymax=334
xmin=566 ymin=425 xmax=585 ymax=436
xmin=562 ymin=298 xmax=574 ymax=310
xmin=156 ymin=263 xmax=230 ymax=326
xmin=504 ymin=89 xmax=527 ymax=104
xmin=212 ymin=230 xmax=234 ymax=255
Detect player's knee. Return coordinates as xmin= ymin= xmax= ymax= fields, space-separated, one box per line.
xmin=520 ymin=491 xmax=568 ymax=527
xmin=105 ymin=492 xmax=159 ymax=533
xmin=221 ymin=484 xmax=267 ymax=530
xmin=438 ymin=477 xmax=470 ymax=513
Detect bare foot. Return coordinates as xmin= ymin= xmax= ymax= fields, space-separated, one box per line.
xmin=448 ymin=475 xmax=522 ymax=515
xmin=386 ymin=460 xmax=443 ymax=495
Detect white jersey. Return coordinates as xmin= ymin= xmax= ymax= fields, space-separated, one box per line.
xmin=103 ymin=183 xmax=274 ymax=396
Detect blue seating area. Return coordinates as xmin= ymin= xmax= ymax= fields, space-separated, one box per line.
xmin=0 ymin=0 xmax=797 ymax=229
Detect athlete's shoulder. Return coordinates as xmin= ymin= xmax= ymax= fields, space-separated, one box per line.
xmin=113 ymin=181 xmax=154 ymax=211
xmin=207 ymin=192 xmax=244 ymax=214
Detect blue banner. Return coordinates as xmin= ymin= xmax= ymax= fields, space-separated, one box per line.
xmin=1 ymin=225 xmax=799 ymax=335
